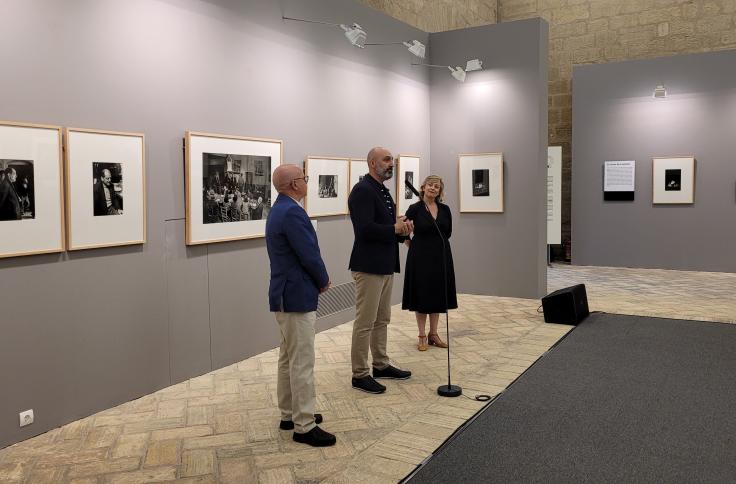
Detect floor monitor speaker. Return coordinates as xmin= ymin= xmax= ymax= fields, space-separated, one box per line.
xmin=542 ymin=284 xmax=589 ymax=325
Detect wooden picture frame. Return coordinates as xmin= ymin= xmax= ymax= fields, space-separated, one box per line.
xmin=185 ymin=131 xmax=282 ymax=245
xmin=396 ymin=154 xmax=420 ymax=216
xmin=0 ymin=120 xmax=65 ymax=258
xmin=458 ymin=152 xmax=504 ymax=213
xmin=304 ymin=156 xmax=349 ymax=217
xmin=65 ymin=127 xmax=146 ymax=250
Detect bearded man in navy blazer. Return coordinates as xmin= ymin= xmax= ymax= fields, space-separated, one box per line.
xmin=266 ymin=164 xmax=335 ymax=447
xmin=348 ymin=147 xmax=414 ymax=394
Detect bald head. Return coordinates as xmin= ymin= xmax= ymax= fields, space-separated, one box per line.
xmin=367 ymin=146 xmax=394 ymax=182
xmin=273 ymin=164 xmax=307 ymax=201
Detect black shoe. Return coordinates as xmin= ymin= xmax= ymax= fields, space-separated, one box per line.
xmin=279 ymin=413 xmax=323 ymax=430
xmin=373 ymin=365 xmax=412 ymax=380
xmin=292 ymin=425 xmax=336 ymax=447
xmin=351 ymin=375 xmax=386 ymax=394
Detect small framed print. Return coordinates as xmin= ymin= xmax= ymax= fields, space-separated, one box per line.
xmin=0 ymin=121 xmax=65 ymax=259
xmin=186 ymin=131 xmax=282 ymax=245
xmin=65 ymin=128 xmax=146 ymax=250
xmin=652 ymin=156 xmax=695 ymax=204
xmin=349 ymin=158 xmax=369 ymax=192
xmin=304 ymin=156 xmax=349 ymax=217
xmin=396 ymin=154 xmax=420 ymax=215
xmin=459 ymin=152 xmax=504 ymax=213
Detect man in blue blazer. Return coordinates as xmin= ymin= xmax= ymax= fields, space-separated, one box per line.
xmin=348 ymin=147 xmax=413 ymax=394
xmin=266 ymin=164 xmax=335 ymax=447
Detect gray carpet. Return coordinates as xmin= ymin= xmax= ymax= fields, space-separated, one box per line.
xmin=404 ymin=313 xmax=736 ymax=483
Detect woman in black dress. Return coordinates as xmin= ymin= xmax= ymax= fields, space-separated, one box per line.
xmin=402 ymin=175 xmax=458 ymax=351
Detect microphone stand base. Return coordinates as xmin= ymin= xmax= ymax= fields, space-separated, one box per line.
xmin=437 ymin=384 xmax=462 ymax=397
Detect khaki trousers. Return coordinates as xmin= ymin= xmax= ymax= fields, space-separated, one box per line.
xmin=351 ymin=272 xmax=393 ymax=378
xmin=275 ymin=311 xmax=317 ymax=434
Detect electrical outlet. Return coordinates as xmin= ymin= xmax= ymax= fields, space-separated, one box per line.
xmin=19 ymin=409 xmax=34 ymax=427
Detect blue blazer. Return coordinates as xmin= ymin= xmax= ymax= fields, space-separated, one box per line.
xmin=266 ymin=194 xmax=329 ymax=312
xmin=348 ymin=175 xmax=406 ymax=275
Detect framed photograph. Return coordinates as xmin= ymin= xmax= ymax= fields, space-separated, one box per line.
xmin=349 ymin=158 xmax=369 ymax=191
xmin=304 ymin=156 xmax=349 ymax=217
xmin=396 ymin=154 xmax=420 ymax=215
xmin=65 ymin=128 xmax=146 ymax=250
xmin=459 ymin=152 xmax=504 ymax=213
xmin=186 ymin=131 xmax=281 ymax=245
xmin=0 ymin=121 xmax=64 ymax=258
xmin=652 ymin=156 xmax=695 ymax=204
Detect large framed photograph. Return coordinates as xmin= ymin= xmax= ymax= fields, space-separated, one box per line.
xmin=0 ymin=121 xmax=64 ymax=258
xmin=458 ymin=152 xmax=504 ymax=213
xmin=396 ymin=154 xmax=420 ymax=215
xmin=186 ymin=131 xmax=281 ymax=245
xmin=652 ymin=156 xmax=695 ymax=204
xmin=304 ymin=156 xmax=349 ymax=217
xmin=65 ymin=128 xmax=146 ymax=250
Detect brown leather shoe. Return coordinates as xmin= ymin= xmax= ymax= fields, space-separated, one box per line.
xmin=428 ymin=333 xmax=448 ymax=348
xmin=417 ymin=335 xmax=428 ymax=351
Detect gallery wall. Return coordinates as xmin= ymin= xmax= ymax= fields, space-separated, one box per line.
xmin=429 ymin=18 xmax=549 ymax=298
xmin=0 ymin=0 xmax=549 ymax=448
xmin=0 ymin=0 xmax=432 ymax=449
xmin=572 ymin=49 xmax=736 ymax=272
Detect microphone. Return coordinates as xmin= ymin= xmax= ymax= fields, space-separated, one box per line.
xmin=403 ymin=177 xmax=462 ymax=398
xmin=404 ymin=179 xmax=421 ymax=198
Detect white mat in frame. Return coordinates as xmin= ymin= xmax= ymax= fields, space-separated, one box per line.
xmin=652 ymin=156 xmax=695 ymax=204
xmin=458 ymin=152 xmax=504 ymax=213
xmin=305 ymin=156 xmax=349 ymax=217
xmin=186 ymin=131 xmax=281 ymax=245
xmin=0 ymin=121 xmax=64 ymax=258
xmin=65 ymin=128 xmax=146 ymax=250
xmin=396 ymin=154 xmax=420 ymax=216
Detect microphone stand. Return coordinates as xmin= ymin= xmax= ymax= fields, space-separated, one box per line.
xmin=405 ymin=180 xmax=461 ymax=397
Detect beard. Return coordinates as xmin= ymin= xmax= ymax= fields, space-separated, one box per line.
xmin=377 ymin=166 xmax=393 ymax=181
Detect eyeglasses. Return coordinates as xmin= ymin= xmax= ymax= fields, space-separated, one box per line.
xmin=293 ymin=176 xmax=309 ymax=183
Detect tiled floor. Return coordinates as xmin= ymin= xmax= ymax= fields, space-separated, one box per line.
xmin=1 ymin=264 xmax=734 ymax=483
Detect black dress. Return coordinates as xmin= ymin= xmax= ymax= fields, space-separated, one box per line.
xmin=402 ymin=201 xmax=458 ymax=313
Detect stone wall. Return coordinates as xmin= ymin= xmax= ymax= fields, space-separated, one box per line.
xmin=362 ymin=0 xmax=736 ymax=259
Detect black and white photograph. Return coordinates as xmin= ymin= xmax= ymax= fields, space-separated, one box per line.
xmin=93 ymin=162 xmax=123 ymax=216
xmin=472 ymin=168 xmax=490 ymax=197
xmin=459 ymin=152 xmax=504 ymax=212
xmin=0 ymin=159 xmax=35 ymax=221
xmin=405 ymin=171 xmax=414 ymax=199
xmin=664 ymin=169 xmax=681 ymax=191
xmin=202 ymin=153 xmax=271 ymax=224
xmin=318 ymin=174 xmax=338 ymax=198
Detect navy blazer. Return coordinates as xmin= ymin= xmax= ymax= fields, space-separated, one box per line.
xmin=348 ymin=175 xmax=405 ymax=275
xmin=266 ymin=194 xmax=329 ymax=312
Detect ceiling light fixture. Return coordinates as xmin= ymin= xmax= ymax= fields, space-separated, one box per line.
xmin=412 ymin=58 xmax=483 ymax=82
xmin=653 ymin=84 xmax=667 ymax=98
xmin=364 ymin=40 xmax=426 ymax=59
xmin=282 ymin=16 xmax=367 ymax=48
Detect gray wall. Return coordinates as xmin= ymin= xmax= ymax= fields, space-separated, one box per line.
xmin=0 ymin=2 xmax=549 ymax=449
xmin=0 ymin=0 xmax=430 ymax=449
xmin=572 ymin=50 xmax=736 ymax=272
xmin=428 ymin=18 xmax=549 ymax=299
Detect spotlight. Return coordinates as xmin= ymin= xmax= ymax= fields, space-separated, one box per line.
xmin=282 ymin=16 xmax=368 ymax=48
xmin=465 ymin=59 xmax=483 ymax=72
xmin=448 ymin=66 xmax=467 ymax=82
xmin=403 ymin=40 xmax=426 ymax=59
xmin=412 ymin=58 xmax=483 ymax=82
xmin=363 ymin=40 xmax=426 ymax=59
xmin=340 ymin=23 xmax=367 ymax=48
xmin=653 ymin=84 xmax=667 ymax=98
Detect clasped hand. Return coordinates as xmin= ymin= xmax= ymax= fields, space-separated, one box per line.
xmin=394 ymin=216 xmax=414 ymax=237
